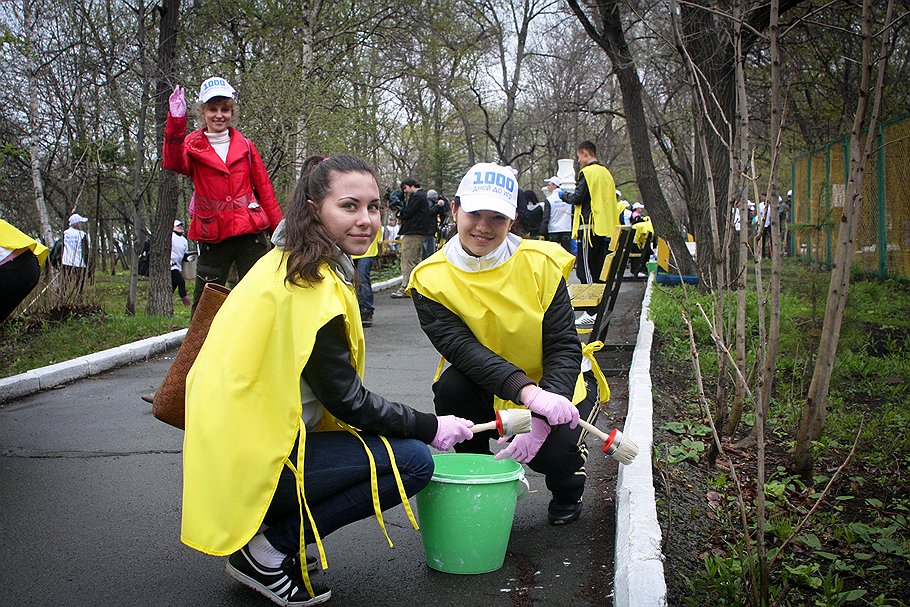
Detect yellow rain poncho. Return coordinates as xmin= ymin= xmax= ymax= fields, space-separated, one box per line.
xmin=182 ymin=247 xmax=415 ymax=577
xmin=409 ymin=239 xmax=596 ymax=409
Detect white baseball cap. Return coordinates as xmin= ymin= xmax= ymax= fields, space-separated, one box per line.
xmin=198 ymin=77 xmax=236 ymax=103
xmin=68 ymin=213 xmax=89 ymax=226
xmin=173 ymin=219 xmax=184 ymax=228
xmin=632 ymin=202 xmax=644 ymax=210
xmin=456 ymin=163 xmax=519 ymax=218
xmin=545 ymin=176 xmax=562 ymax=187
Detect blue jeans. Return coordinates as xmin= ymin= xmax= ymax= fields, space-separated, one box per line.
xmin=422 ymin=234 xmax=436 ymax=260
xmin=263 ymin=432 xmax=433 ymax=554
xmin=356 ymin=256 xmax=374 ymax=312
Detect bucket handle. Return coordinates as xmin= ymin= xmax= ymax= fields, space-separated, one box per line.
xmin=517 ymin=476 xmax=530 ymax=500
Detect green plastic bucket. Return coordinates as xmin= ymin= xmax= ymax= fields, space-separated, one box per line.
xmin=416 ymin=453 xmax=525 ymax=574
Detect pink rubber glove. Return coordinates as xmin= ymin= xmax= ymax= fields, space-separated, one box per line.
xmin=495 ymin=417 xmax=551 ymax=463
xmin=169 ymin=85 xmax=187 ymax=118
xmin=523 ymin=386 xmax=579 ymax=428
xmin=431 ymin=415 xmax=474 ymax=451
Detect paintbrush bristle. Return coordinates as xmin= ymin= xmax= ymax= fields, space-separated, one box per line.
xmin=606 ymin=429 xmax=639 ymax=465
xmin=498 ymin=409 xmax=532 ymax=435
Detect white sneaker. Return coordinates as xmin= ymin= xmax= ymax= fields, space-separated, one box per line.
xmin=575 ymin=312 xmax=597 ymax=328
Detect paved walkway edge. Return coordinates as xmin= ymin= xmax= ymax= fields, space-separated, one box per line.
xmin=0 ymin=275 xmax=404 ymax=404
xmin=613 ymin=273 xmax=668 ymax=607
xmin=0 ymin=329 xmax=188 ymax=403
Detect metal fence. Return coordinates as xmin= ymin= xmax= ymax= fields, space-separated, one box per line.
xmin=790 ymin=113 xmax=910 ymax=281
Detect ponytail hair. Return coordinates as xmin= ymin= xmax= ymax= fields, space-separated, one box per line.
xmin=282 ymin=155 xmax=379 ymax=287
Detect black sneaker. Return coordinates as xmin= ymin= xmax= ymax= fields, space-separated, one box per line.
xmin=361 ymin=309 xmax=373 ymax=327
xmin=547 ymin=499 xmax=583 ymax=525
xmin=226 ymin=546 xmax=330 ymax=607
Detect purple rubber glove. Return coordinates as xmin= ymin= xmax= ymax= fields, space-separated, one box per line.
xmin=495 ymin=417 xmax=551 ymax=463
xmin=523 ymin=386 xmax=579 ymax=428
xmin=169 ymin=85 xmax=187 ymax=118
xmin=431 ymin=415 xmax=474 ymax=451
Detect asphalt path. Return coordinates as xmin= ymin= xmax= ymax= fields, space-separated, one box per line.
xmin=0 ymin=279 xmax=644 ymax=607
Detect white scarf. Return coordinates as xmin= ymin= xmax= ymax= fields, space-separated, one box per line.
xmin=443 ymin=232 xmax=522 ymax=272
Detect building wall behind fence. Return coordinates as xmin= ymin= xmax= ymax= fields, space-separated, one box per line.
xmin=791 ymin=113 xmax=910 ymax=281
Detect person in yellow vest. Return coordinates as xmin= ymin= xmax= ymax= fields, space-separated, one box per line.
xmin=409 ymin=162 xmax=600 ymax=526
xmin=0 ymin=219 xmax=48 ymax=322
xmin=182 ymin=155 xmax=474 ymax=607
xmin=630 ymin=212 xmax=655 ymax=276
xmin=561 ymin=140 xmax=619 ymax=285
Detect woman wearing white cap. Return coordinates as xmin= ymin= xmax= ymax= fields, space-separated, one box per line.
xmin=162 ymin=77 xmax=282 ymax=312
xmin=62 ymin=213 xmax=90 ymax=296
xmin=408 ymin=163 xmax=607 ymax=526
xmin=630 ymin=202 xmax=645 ymax=224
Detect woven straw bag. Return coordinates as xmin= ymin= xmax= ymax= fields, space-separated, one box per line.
xmin=152 ymin=283 xmax=230 ymax=429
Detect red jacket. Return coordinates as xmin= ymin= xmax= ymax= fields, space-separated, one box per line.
xmin=162 ymin=114 xmax=282 ymax=243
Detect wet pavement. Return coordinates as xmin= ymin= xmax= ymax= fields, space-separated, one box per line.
xmin=0 ymin=277 xmax=645 ymax=607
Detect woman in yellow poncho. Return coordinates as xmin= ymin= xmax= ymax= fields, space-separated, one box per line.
xmin=182 ymin=156 xmax=474 ymax=607
xmin=408 ymin=163 xmax=600 ymax=527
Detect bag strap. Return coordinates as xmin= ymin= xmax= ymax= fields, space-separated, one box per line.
xmin=244 ymin=137 xmax=258 ymax=201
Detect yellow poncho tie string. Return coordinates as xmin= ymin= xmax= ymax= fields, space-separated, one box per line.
xmin=182 ymin=248 xmax=417 ymax=596
xmin=571 ymin=163 xmax=619 ymax=242
xmin=409 ymin=240 xmax=598 ymax=410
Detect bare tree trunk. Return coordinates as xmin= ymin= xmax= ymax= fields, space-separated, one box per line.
xmin=750 ymin=3 xmax=784 ymax=602
xmin=669 ymin=0 xmax=731 ymax=458
xmin=127 ymin=1 xmax=151 ymax=315
xmin=794 ymin=0 xmax=893 ymax=478
xmin=24 ymin=0 xmax=55 ymax=253
xmin=566 ymin=0 xmax=696 ymax=277
xmin=147 ymin=0 xmax=182 ymax=316
xmin=751 ymin=0 xmax=786 ymax=442
xmin=294 ymin=0 xmax=319 ymax=175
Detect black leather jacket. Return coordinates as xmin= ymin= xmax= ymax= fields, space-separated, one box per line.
xmin=302 ymin=316 xmax=438 ymax=443
xmin=399 ymin=189 xmax=436 ymax=236
xmin=411 ymin=279 xmax=582 ymax=403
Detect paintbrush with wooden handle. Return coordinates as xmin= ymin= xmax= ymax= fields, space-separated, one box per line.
xmin=471 ymin=409 xmax=533 ymax=436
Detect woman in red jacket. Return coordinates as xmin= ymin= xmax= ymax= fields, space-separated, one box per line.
xmin=162 ymin=76 xmax=283 ymax=311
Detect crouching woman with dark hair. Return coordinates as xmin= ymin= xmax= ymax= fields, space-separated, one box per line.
xmin=182 ymin=155 xmax=474 ymax=607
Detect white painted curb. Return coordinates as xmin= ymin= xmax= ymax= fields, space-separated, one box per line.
xmin=614 ymin=274 xmax=668 ymax=607
xmin=0 ymin=329 xmax=187 ymax=404
xmin=0 ymin=275 xmax=404 ymax=404
xmin=373 ymin=276 xmax=403 ymax=291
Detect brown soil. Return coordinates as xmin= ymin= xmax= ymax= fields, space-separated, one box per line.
xmin=650 ymin=336 xmax=910 ymax=605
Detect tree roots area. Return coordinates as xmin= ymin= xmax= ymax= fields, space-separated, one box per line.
xmin=650 ymin=334 xmax=910 ymax=606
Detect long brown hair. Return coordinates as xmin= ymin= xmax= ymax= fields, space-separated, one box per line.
xmin=283 ymin=155 xmax=379 ymax=287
